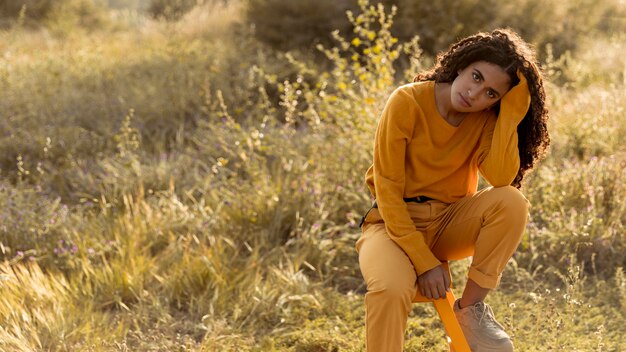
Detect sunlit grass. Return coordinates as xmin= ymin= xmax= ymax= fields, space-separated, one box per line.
xmin=0 ymin=0 xmax=624 ymax=351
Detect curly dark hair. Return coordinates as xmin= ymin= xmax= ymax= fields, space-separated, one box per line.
xmin=414 ymin=28 xmax=550 ymax=188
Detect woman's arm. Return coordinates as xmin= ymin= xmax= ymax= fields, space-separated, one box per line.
xmin=372 ymin=87 xmax=441 ymax=276
xmin=478 ymin=71 xmax=531 ymax=186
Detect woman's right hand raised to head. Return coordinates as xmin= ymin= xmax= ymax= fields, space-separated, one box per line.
xmin=417 ymin=264 xmax=451 ymax=300
xmin=499 ymin=69 xmax=532 ymax=125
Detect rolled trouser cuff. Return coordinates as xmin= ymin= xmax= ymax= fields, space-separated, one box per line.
xmin=468 ymin=267 xmax=501 ymax=289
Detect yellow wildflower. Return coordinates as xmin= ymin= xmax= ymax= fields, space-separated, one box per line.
xmin=351 ymin=38 xmax=362 ymax=47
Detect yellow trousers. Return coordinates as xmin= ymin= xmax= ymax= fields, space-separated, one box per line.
xmin=356 ymin=186 xmax=529 ymax=352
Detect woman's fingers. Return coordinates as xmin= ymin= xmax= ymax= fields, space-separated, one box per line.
xmin=419 ymin=279 xmax=439 ymax=299
xmin=429 ymin=281 xmax=444 ymax=299
xmin=418 ymin=265 xmax=450 ymax=299
xmin=419 ymin=282 xmax=426 ymax=298
xmin=423 ymin=286 xmax=431 ymax=299
xmin=437 ymin=283 xmax=447 ymax=299
xmin=444 ymin=270 xmax=451 ymax=292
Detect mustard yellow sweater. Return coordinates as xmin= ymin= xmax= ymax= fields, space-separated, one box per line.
xmin=365 ymin=81 xmax=521 ymax=275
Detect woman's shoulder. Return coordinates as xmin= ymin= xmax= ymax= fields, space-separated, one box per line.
xmin=395 ymin=80 xmax=433 ymax=95
xmin=390 ymin=81 xmax=435 ymax=104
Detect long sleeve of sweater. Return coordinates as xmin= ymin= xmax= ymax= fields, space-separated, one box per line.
xmin=476 ymin=115 xmax=520 ymax=187
xmin=477 ymin=70 xmax=531 ymax=186
xmin=371 ymin=88 xmax=441 ymax=275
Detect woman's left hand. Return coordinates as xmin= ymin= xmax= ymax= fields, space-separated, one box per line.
xmin=417 ymin=264 xmax=451 ymax=300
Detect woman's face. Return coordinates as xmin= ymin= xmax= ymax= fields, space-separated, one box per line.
xmin=450 ymin=61 xmax=512 ymax=113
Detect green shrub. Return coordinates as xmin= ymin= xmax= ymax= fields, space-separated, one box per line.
xmin=381 ymin=0 xmax=501 ymax=55
xmin=246 ymin=0 xmax=356 ymax=52
xmin=0 ymin=0 xmax=107 ymax=30
xmin=147 ymin=0 xmax=198 ymax=20
xmin=0 ymin=0 xmax=53 ymax=26
xmin=246 ymin=0 xmax=626 ymax=60
xmin=497 ymin=0 xmax=626 ymax=59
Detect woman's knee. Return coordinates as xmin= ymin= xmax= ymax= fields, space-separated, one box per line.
xmin=358 ymin=238 xmax=417 ymax=302
xmin=360 ymin=256 xmax=417 ymax=303
xmin=486 ymin=185 xmax=529 ymax=214
xmin=366 ymin=276 xmax=416 ymax=307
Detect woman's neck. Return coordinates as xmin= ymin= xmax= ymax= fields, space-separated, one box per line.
xmin=434 ymin=82 xmax=467 ymax=126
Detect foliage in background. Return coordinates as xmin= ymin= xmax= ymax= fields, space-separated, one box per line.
xmin=0 ymin=0 xmax=625 ymax=350
xmin=0 ymin=0 xmax=53 ymax=26
xmin=0 ymin=0 xmax=109 ymax=31
xmin=147 ymin=0 xmax=198 ymax=20
xmin=245 ymin=0 xmax=356 ymax=52
xmin=0 ymin=0 xmax=250 ymax=193
xmin=246 ymin=0 xmax=626 ymax=60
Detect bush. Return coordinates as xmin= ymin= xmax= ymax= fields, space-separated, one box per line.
xmin=497 ymin=0 xmax=626 ymax=60
xmin=46 ymin=0 xmax=109 ymax=33
xmin=0 ymin=0 xmax=53 ymax=27
xmin=392 ymin=0 xmax=625 ymax=58
xmin=147 ymin=0 xmax=198 ymax=20
xmin=0 ymin=0 xmax=107 ymax=30
xmin=0 ymin=182 xmax=70 ymax=267
xmin=381 ymin=0 xmax=501 ymax=56
xmin=246 ymin=0 xmax=356 ymax=52
xmin=246 ymin=0 xmax=626 ymax=60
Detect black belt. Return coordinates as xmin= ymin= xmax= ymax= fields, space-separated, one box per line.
xmin=372 ymin=196 xmax=435 ymax=208
xmin=359 ymin=196 xmax=436 ymax=228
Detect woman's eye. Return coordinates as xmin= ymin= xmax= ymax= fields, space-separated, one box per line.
xmin=487 ymin=90 xmax=495 ymax=98
xmin=472 ymin=72 xmax=479 ymax=81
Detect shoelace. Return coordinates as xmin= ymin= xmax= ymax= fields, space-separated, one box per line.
xmin=473 ymin=302 xmax=500 ymax=329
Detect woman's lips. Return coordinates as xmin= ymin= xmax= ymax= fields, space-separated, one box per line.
xmin=459 ymin=93 xmax=471 ymax=108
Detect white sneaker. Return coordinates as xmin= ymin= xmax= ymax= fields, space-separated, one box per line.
xmin=454 ymin=299 xmax=514 ymax=352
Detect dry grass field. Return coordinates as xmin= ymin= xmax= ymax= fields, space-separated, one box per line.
xmin=0 ymin=0 xmax=624 ymax=350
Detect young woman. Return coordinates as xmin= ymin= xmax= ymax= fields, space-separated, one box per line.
xmin=357 ymin=29 xmax=550 ymax=351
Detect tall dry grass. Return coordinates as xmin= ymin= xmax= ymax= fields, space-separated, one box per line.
xmin=0 ymin=0 xmax=624 ymax=350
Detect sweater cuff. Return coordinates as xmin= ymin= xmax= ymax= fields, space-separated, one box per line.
xmin=390 ymin=231 xmax=441 ymax=276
